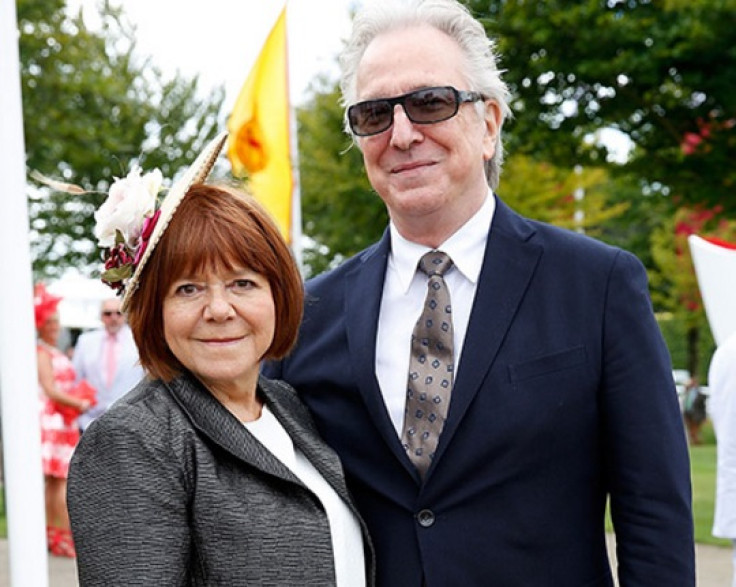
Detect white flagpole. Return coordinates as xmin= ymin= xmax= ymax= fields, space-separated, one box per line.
xmin=285 ymin=1 xmax=304 ymax=273
xmin=0 ymin=0 xmax=50 ymax=585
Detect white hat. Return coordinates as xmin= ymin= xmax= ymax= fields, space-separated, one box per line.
xmin=94 ymin=131 xmax=229 ymax=311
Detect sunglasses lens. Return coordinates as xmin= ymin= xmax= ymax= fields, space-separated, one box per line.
xmin=349 ymin=100 xmax=393 ymax=136
xmin=405 ymin=87 xmax=458 ymax=123
xmin=349 ymin=87 xmax=463 ymax=136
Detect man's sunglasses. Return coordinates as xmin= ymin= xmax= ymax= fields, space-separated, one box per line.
xmin=347 ymin=86 xmax=485 ymax=137
xmin=102 ymin=310 xmax=123 ymax=317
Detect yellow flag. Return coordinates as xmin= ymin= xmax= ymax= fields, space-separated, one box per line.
xmin=227 ymin=7 xmax=292 ymax=242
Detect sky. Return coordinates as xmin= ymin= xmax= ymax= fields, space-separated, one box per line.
xmin=78 ymin=0 xmax=361 ymax=110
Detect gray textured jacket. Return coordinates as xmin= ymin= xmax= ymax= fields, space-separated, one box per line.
xmin=67 ymin=373 xmax=375 ymax=586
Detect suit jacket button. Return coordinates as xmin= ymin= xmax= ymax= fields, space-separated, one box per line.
xmin=417 ymin=509 xmax=435 ymax=527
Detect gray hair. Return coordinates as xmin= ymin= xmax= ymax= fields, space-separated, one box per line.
xmin=339 ymin=0 xmax=512 ymax=189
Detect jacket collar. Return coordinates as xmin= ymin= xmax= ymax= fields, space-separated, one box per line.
xmin=163 ymin=372 xmax=349 ymax=499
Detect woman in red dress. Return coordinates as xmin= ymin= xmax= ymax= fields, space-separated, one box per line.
xmin=34 ymin=283 xmax=93 ymax=557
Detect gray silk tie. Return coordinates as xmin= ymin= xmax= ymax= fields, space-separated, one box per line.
xmin=401 ymin=251 xmax=454 ymax=478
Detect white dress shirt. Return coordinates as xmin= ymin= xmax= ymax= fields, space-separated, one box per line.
xmin=376 ymin=192 xmax=495 ymax=434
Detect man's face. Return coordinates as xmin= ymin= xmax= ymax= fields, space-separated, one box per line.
xmin=353 ymin=24 xmax=500 ymax=243
xmin=101 ymin=299 xmax=125 ymax=335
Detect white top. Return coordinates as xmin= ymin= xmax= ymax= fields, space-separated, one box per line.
xmin=376 ymin=191 xmax=496 ymax=433
xmin=710 ymin=332 xmax=736 ymax=538
xmin=244 ymin=405 xmax=366 ymax=587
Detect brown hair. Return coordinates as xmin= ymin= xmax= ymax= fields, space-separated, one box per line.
xmin=126 ymin=184 xmax=303 ymax=381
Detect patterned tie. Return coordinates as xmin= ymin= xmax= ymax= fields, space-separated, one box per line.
xmin=105 ymin=332 xmax=118 ymax=388
xmin=401 ymin=251 xmax=454 ymax=478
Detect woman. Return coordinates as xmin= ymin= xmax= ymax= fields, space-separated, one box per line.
xmin=67 ymin=132 xmax=374 ymax=586
xmin=35 ymin=283 xmax=93 ymax=557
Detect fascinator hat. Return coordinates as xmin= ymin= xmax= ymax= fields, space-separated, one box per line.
xmin=93 ymin=132 xmax=229 ymax=311
xmin=33 ymin=283 xmax=62 ymax=330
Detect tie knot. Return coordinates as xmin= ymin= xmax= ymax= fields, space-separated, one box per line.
xmin=418 ymin=251 xmax=453 ymax=278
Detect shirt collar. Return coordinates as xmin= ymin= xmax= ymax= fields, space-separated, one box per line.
xmin=389 ymin=191 xmax=496 ymax=293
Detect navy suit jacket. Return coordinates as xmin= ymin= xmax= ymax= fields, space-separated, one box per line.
xmin=264 ymin=196 xmax=695 ymax=586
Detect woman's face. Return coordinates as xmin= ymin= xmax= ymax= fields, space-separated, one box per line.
xmin=39 ymin=314 xmax=61 ymax=346
xmin=162 ymin=264 xmax=276 ymax=397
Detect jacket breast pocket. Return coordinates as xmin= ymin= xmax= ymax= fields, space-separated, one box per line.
xmin=507 ymin=346 xmax=587 ymax=384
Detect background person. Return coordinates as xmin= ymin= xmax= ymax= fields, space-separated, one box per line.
xmin=35 ymin=283 xmax=94 ymax=557
xmin=68 ymin=132 xmax=374 ymax=586
xmin=263 ymin=0 xmax=695 ymax=584
xmin=73 ymin=297 xmax=143 ymax=431
xmin=683 ymin=374 xmax=708 ymax=445
xmin=710 ymin=330 xmax=736 ymax=587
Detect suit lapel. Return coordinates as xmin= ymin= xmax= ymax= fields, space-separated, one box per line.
xmin=344 ymin=232 xmax=414 ymax=467
xmin=431 ymin=197 xmax=543 ymax=467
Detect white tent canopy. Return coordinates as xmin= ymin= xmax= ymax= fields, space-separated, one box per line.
xmin=689 ymin=234 xmax=736 ymax=347
xmin=47 ymin=272 xmax=114 ymax=330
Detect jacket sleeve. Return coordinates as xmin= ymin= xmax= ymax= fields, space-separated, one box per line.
xmin=68 ymin=404 xmax=193 ymax=586
xmin=602 ymin=250 xmax=695 ymax=585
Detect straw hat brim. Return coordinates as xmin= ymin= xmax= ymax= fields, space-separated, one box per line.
xmin=121 ymin=131 xmax=229 ymax=312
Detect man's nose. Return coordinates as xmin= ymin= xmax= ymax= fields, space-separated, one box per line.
xmin=389 ymin=104 xmax=423 ymax=149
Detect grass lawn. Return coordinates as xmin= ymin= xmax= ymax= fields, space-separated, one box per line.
xmin=690 ymin=442 xmax=729 ymax=546
xmin=0 ymin=422 xmax=729 ymax=543
xmin=689 ymin=420 xmax=730 ymax=546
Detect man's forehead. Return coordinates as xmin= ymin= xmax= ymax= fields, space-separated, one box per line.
xmin=102 ymin=300 xmax=121 ymax=312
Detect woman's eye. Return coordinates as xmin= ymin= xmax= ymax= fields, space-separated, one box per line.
xmin=175 ymin=283 xmax=198 ymax=296
xmin=232 ymin=279 xmax=255 ymax=291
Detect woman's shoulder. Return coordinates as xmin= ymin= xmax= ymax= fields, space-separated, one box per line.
xmin=77 ymin=377 xmax=201 ymax=475
xmin=87 ymin=378 xmax=184 ymax=436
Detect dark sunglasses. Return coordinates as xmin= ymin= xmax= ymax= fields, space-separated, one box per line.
xmin=102 ymin=310 xmax=123 ymax=317
xmin=347 ymin=86 xmax=485 ymax=137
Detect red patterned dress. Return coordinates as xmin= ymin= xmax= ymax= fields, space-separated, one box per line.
xmin=38 ymin=342 xmax=80 ymax=478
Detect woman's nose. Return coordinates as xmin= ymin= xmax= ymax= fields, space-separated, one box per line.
xmin=203 ymin=288 xmax=234 ymax=321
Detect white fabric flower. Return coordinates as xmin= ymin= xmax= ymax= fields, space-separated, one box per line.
xmin=94 ymin=166 xmax=163 ymax=248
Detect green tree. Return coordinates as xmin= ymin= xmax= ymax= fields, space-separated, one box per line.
xmin=19 ymin=0 xmax=225 ymax=279
xmin=296 ymin=80 xmax=386 ymax=276
xmin=466 ymin=0 xmax=735 ymax=372
xmin=469 ymin=0 xmax=736 ymax=213
xmin=650 ymin=206 xmax=736 ymax=376
xmin=499 ymin=155 xmax=628 ymax=236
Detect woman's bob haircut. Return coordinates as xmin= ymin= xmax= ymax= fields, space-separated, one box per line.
xmin=126 ymin=184 xmax=303 ymax=382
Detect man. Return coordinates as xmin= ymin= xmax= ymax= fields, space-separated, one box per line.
xmin=73 ymin=297 xmax=143 ymax=431
xmin=710 ymin=331 xmax=736 ymax=587
xmin=265 ymin=0 xmax=694 ymax=584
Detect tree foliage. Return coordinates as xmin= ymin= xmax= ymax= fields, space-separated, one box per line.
xmin=470 ymin=0 xmax=736 ymax=214
xmin=296 ymin=80 xmax=386 ymax=276
xmin=649 ymin=206 xmax=736 ymax=374
xmin=19 ymin=0 xmax=225 ymax=278
xmin=463 ymin=0 xmax=735 ymax=371
xmin=499 ymin=155 xmax=628 ymax=236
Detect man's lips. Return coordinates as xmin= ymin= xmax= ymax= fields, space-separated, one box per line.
xmin=391 ymin=160 xmax=435 ymax=174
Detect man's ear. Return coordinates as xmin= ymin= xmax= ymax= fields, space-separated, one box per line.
xmin=482 ymin=100 xmax=502 ymax=161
